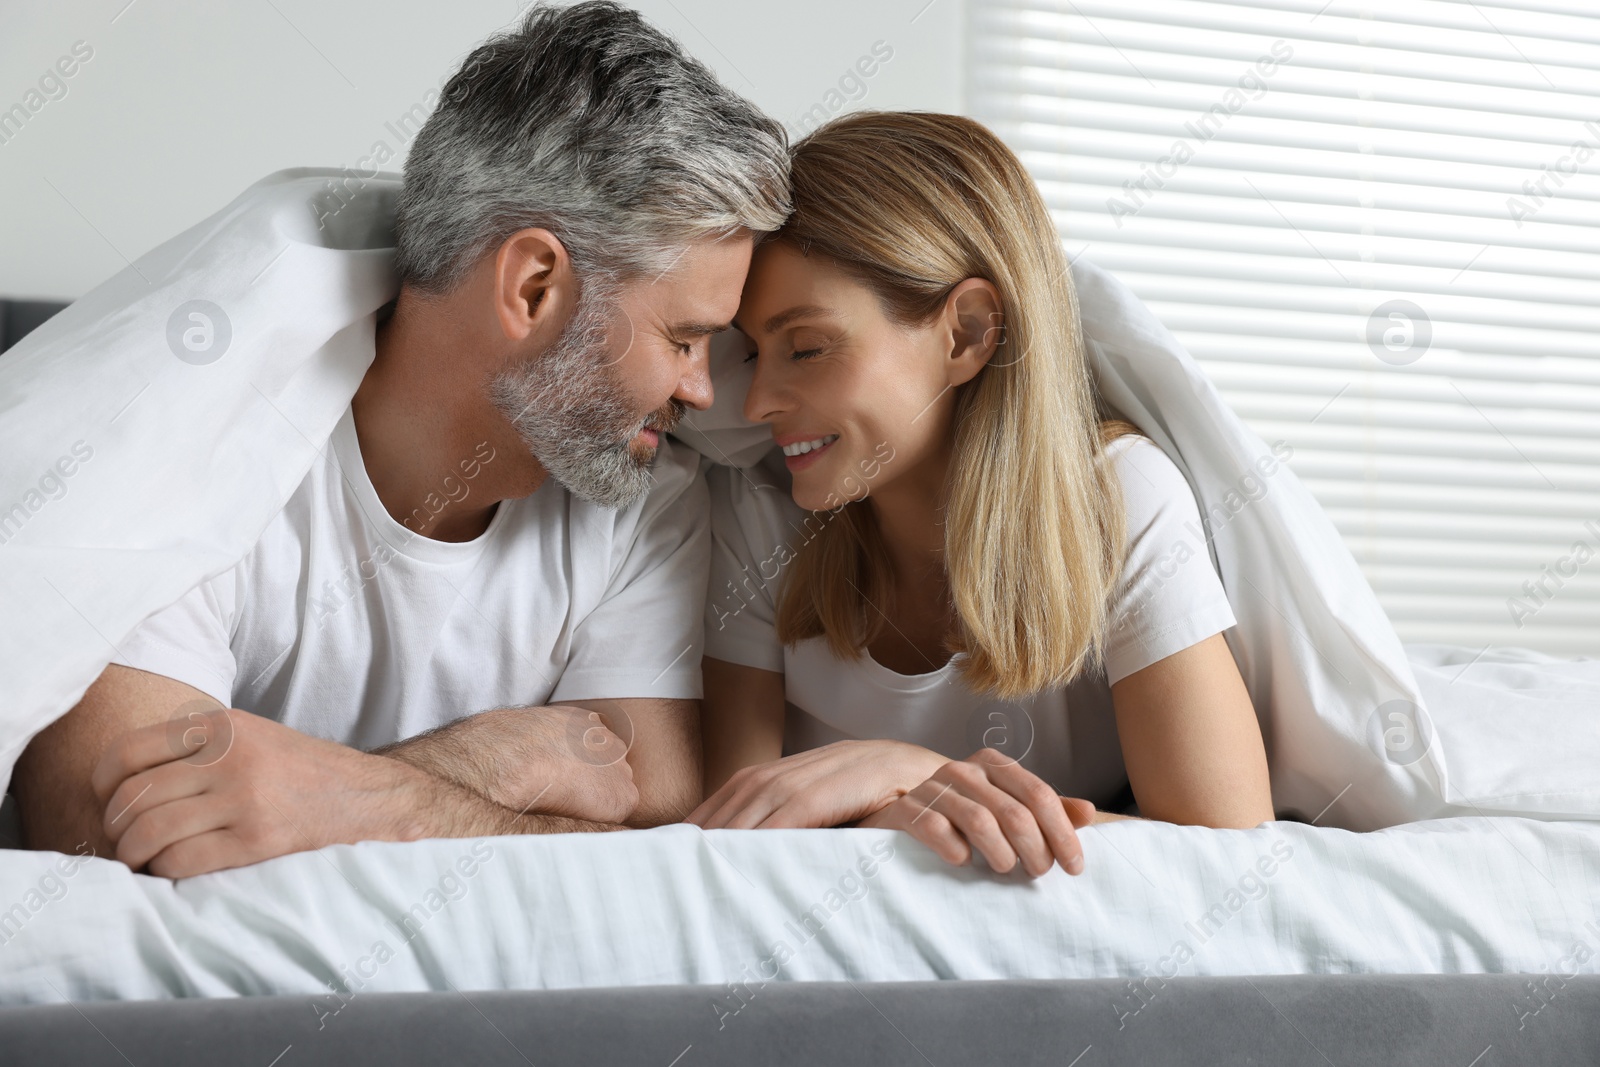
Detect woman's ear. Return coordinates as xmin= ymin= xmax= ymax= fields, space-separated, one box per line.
xmin=943 ymin=277 xmax=1005 ymax=388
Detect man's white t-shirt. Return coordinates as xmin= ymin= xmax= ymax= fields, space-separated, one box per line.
xmin=704 ymin=435 xmax=1238 ymax=807
xmin=110 ymin=405 xmax=709 ymax=749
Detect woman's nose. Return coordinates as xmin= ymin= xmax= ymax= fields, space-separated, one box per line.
xmin=742 ymin=354 xmax=788 ymax=425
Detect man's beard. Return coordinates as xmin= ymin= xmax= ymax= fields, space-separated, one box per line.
xmin=487 ymin=286 xmax=684 ymax=510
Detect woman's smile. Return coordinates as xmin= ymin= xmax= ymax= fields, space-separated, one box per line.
xmin=778 ymin=432 xmax=840 ymax=471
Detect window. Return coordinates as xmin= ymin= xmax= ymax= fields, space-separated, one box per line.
xmin=970 ymin=0 xmax=1600 ymax=654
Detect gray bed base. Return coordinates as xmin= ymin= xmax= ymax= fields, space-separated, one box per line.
xmin=2 ymin=975 xmax=1595 ymax=1065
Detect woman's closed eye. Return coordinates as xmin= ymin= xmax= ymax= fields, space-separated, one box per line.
xmin=742 ymin=347 xmax=822 ymax=364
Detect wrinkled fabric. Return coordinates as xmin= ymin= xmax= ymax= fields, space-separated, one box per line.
xmin=1 ymin=819 xmax=1597 ymax=1003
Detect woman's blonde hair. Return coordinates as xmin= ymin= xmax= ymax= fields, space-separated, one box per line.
xmin=771 ymin=111 xmax=1142 ymax=700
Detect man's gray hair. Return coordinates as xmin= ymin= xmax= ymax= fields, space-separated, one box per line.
xmin=394 ymin=1 xmax=791 ymax=294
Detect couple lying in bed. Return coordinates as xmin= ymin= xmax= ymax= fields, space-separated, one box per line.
xmin=11 ymin=1 xmax=1271 ymax=882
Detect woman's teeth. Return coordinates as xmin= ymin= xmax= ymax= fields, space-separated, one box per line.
xmin=781 ymin=434 xmax=839 ymax=457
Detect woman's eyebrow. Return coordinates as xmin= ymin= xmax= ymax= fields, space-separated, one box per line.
xmin=733 ymin=304 xmax=830 ymax=338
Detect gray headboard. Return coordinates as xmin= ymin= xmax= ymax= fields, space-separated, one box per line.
xmin=0 ymin=300 xmax=68 ymax=354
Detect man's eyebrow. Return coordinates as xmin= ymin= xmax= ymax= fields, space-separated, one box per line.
xmin=671 ymin=321 xmax=732 ymax=338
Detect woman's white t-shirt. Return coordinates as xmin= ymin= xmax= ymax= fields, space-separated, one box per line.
xmin=704 ymin=434 xmax=1237 ymax=806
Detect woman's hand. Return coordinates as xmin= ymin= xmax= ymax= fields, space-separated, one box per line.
xmin=857 ymin=748 xmax=1098 ymax=879
xmin=687 ymin=740 xmax=950 ymax=830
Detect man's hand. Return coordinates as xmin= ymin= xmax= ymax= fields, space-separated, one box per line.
xmin=856 ymin=749 xmax=1097 ymax=879
xmin=687 ymin=740 xmax=950 ymax=830
xmin=375 ymin=697 xmax=698 ymax=829
xmin=93 ymin=707 xmax=435 ymax=876
xmin=566 ymin=697 xmax=700 ymax=828
xmin=15 ymin=665 xmax=636 ymax=878
xmin=374 ymin=705 xmax=638 ymax=824
xmin=91 ymin=706 xmax=625 ymax=878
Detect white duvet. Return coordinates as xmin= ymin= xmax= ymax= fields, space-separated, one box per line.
xmin=4 ymin=168 xmax=1599 ymax=834
xmin=1 ymin=819 xmax=1596 ymax=1006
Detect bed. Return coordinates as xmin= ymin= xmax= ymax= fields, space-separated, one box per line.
xmin=5 ymin=247 xmax=1600 ymax=1064
xmin=2 ymin=800 xmax=1599 ymax=1062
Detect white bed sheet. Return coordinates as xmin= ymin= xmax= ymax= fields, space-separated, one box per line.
xmin=1 ymin=819 xmax=1596 ymax=1006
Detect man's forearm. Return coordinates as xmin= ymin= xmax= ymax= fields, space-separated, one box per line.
xmin=378 ymin=756 xmax=625 ymax=839
xmin=371 ymin=705 xmax=636 ymax=820
xmin=565 ymin=696 xmax=702 ymax=829
xmin=374 ymin=722 xmax=501 ymax=800
xmin=622 ymin=796 xmax=692 ymax=830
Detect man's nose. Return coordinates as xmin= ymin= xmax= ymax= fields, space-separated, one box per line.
xmin=675 ymin=343 xmax=714 ymax=412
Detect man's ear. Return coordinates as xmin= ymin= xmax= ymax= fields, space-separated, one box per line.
xmin=943 ymin=277 xmax=1005 ymax=388
xmin=493 ymin=228 xmax=572 ymax=343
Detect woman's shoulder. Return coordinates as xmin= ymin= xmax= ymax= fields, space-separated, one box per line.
xmin=1102 ymin=432 xmax=1199 ymax=517
xmin=1097 ymin=432 xmax=1237 ymax=683
xmin=1107 ymin=428 xmax=1196 ymax=489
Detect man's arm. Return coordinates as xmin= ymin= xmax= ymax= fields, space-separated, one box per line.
xmin=14 ymin=664 xmax=625 ymax=877
xmin=373 ymin=703 xmax=640 ymax=825
xmin=565 ymin=697 xmax=700 ymax=827
xmin=13 ymin=664 xmax=210 ymax=859
xmin=377 ymin=696 xmax=699 ymax=828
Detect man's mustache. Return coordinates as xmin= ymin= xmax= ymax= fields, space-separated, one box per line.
xmin=642 ymin=398 xmax=686 ymax=436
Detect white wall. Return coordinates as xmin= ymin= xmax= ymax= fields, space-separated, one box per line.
xmin=0 ymin=0 xmax=964 ymax=299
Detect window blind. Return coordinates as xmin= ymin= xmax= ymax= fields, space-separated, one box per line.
xmin=968 ymin=0 xmax=1600 ymax=656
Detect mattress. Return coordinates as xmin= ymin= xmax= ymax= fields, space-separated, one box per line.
xmin=2 ymin=817 xmax=1596 ymax=1005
